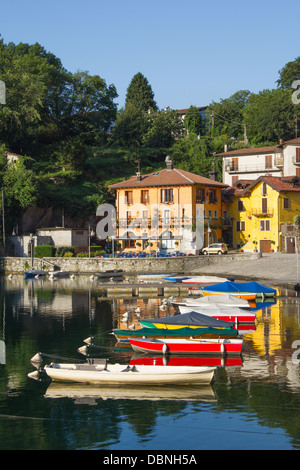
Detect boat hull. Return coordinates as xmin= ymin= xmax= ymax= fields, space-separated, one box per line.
xmin=44 ymin=363 xmax=215 ymax=385
xmin=178 ymin=306 xmax=256 ymax=323
xmin=129 ymin=338 xmax=243 ymax=356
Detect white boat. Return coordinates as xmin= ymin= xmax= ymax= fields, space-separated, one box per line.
xmin=178 ymin=305 xmax=256 ymax=323
xmin=48 ymin=271 xmax=70 ymax=278
xmin=44 ymin=360 xmax=215 ymax=385
xmin=181 ymin=276 xmax=232 ymax=284
xmin=173 ymin=294 xmax=250 ymax=309
xmin=138 ymin=273 xmax=177 ymax=280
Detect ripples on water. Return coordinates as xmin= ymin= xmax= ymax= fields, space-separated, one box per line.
xmin=1 ymin=275 xmax=300 ymax=450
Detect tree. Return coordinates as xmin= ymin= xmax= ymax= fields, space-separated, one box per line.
xmin=171 ymin=135 xmax=220 ymax=179
xmin=143 ymin=110 xmax=184 ymax=148
xmin=112 ymin=103 xmax=148 ymax=147
xmin=244 ymin=88 xmax=299 ymax=143
xmin=3 ymin=159 xmax=38 ymax=209
xmin=184 ymin=106 xmax=205 ymax=137
xmin=207 ymin=90 xmax=252 ymax=140
xmin=125 ymin=73 xmax=158 ymax=112
xmin=277 ymin=57 xmax=300 ymax=89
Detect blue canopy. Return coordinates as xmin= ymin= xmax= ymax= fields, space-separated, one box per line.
xmin=200 ymin=281 xmax=276 ymax=295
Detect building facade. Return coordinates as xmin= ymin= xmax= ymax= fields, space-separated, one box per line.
xmin=108 ymin=157 xmax=228 ymax=254
xmin=224 ymin=176 xmax=300 ymax=252
xmin=220 ymin=138 xmax=300 ymax=186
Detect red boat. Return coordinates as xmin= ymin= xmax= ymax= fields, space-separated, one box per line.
xmin=129 ymin=337 xmax=243 ymax=356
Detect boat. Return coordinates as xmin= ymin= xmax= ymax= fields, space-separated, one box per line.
xmin=130 ymin=355 xmax=243 ymax=368
xmin=112 ymin=325 xmax=239 ymax=343
xmin=181 ymin=276 xmax=233 ymax=284
xmin=164 ymin=276 xmax=190 ymax=282
xmin=172 ymin=294 xmax=251 ymax=309
xmin=48 ymin=271 xmax=70 ymax=278
xmin=43 ymin=359 xmax=216 ymax=385
xmin=138 ymin=311 xmax=236 ymax=330
xmin=98 ymin=270 xmax=125 ymax=278
xmin=178 ymin=305 xmax=256 ymax=323
xmin=129 ymin=337 xmax=243 ymax=356
xmin=138 ymin=273 xmax=177 ymax=280
xmin=25 ymin=269 xmax=47 ymax=278
xmin=200 ymin=281 xmax=276 ymax=300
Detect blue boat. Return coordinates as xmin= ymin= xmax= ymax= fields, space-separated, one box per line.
xmin=200 ymin=281 xmax=276 ymax=299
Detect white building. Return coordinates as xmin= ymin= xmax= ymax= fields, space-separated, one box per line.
xmin=219 ymin=138 xmax=300 ymax=186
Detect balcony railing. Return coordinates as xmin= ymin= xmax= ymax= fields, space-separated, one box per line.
xmin=246 ymin=208 xmax=274 ymax=218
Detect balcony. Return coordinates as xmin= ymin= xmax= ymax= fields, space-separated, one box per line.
xmin=246 ymin=208 xmax=274 ymax=218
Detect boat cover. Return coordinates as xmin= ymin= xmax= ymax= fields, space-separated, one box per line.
xmin=200 ymin=281 xmax=276 ymax=295
xmin=113 ymin=326 xmax=239 ymax=338
xmin=140 ymin=311 xmax=234 ymax=329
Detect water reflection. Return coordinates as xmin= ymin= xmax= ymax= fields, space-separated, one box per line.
xmin=1 ymin=275 xmax=300 ymax=449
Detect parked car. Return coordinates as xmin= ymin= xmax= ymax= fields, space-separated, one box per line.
xmin=201 ymin=243 xmax=228 ymax=255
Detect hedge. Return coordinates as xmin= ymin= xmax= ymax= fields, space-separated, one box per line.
xmin=34 ymin=245 xmax=55 ymax=258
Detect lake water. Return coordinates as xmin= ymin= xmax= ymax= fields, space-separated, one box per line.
xmin=1 ymin=274 xmax=300 ymax=452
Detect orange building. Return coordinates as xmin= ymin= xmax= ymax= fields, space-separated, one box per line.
xmin=108 ymin=157 xmax=228 ymax=254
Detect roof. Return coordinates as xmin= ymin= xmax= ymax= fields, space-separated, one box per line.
xmin=218 ymin=137 xmax=300 ymax=158
xmin=218 ymin=145 xmax=279 ymax=157
xmin=225 ymin=176 xmax=300 ymax=197
xmin=109 ymin=167 xmax=228 ymax=189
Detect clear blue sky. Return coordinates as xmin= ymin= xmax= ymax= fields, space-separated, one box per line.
xmin=1 ymin=0 xmax=299 ymax=110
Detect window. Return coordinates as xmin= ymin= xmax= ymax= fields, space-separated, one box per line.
xmin=141 ymin=190 xmax=149 ymax=204
xmin=283 ymin=197 xmax=289 ymax=209
xmin=208 ymin=189 xmax=217 ymax=204
xmin=262 ymin=182 xmax=267 ymax=196
xmin=126 ymin=211 xmax=132 ymax=225
xmin=196 ymin=188 xmax=205 ymax=202
xmin=296 ymin=148 xmax=300 ymax=163
xmin=238 ymin=200 xmax=244 ymax=211
xmin=232 ymin=158 xmax=239 ymax=171
xmin=262 ymin=197 xmax=268 ymax=213
xmin=236 ymin=221 xmax=246 ymax=232
xmin=125 ymin=191 xmax=133 ymax=205
xmin=163 ymin=210 xmax=171 ymax=225
xmin=161 ymin=188 xmax=173 ymax=203
xmin=214 ymin=210 xmax=218 ymax=218
xmin=260 ymin=219 xmax=270 ymax=231
xmin=265 ymin=155 xmax=272 ymax=169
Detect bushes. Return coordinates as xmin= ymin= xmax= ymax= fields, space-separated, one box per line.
xmin=34 ymin=245 xmax=55 ymax=258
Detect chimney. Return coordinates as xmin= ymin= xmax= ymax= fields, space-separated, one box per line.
xmin=135 ymin=160 xmax=142 ymax=181
xmin=209 ymin=171 xmax=218 ymax=181
xmin=165 ymin=155 xmax=174 ymax=170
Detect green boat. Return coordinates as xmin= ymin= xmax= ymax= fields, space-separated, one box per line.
xmin=113 ymin=326 xmax=239 ymax=343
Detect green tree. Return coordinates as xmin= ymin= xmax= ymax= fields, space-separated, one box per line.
xmin=3 ymin=159 xmax=38 ymax=209
xmin=171 ymin=135 xmax=220 ymax=179
xmin=112 ymin=103 xmax=148 ymax=147
xmin=244 ymin=88 xmax=299 ymax=143
xmin=125 ymin=72 xmax=158 ymax=112
xmin=277 ymin=57 xmax=300 ymax=89
xmin=143 ymin=110 xmax=183 ymax=147
xmin=207 ymin=90 xmax=252 ymax=139
xmin=184 ymin=106 xmax=205 ymax=137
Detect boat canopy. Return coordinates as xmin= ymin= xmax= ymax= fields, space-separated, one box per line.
xmin=200 ymin=281 xmax=276 ymax=295
xmin=141 ymin=311 xmax=234 ymax=329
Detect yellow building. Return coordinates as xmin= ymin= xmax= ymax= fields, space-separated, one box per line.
xmin=108 ymin=157 xmax=228 ymax=254
xmin=224 ymin=176 xmax=300 ymax=252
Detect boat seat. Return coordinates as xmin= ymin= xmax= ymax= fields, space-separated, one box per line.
xmin=76 ymin=358 xmax=108 ymax=371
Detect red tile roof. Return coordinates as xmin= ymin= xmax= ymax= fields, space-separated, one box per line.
xmin=224 ymin=176 xmax=300 ymax=196
xmin=109 ymin=167 xmax=228 ymax=189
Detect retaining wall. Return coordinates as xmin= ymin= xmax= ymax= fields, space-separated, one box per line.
xmin=0 ymin=252 xmax=262 ymax=274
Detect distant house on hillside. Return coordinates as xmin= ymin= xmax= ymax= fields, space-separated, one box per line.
xmin=219 ymin=138 xmax=300 ymax=186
